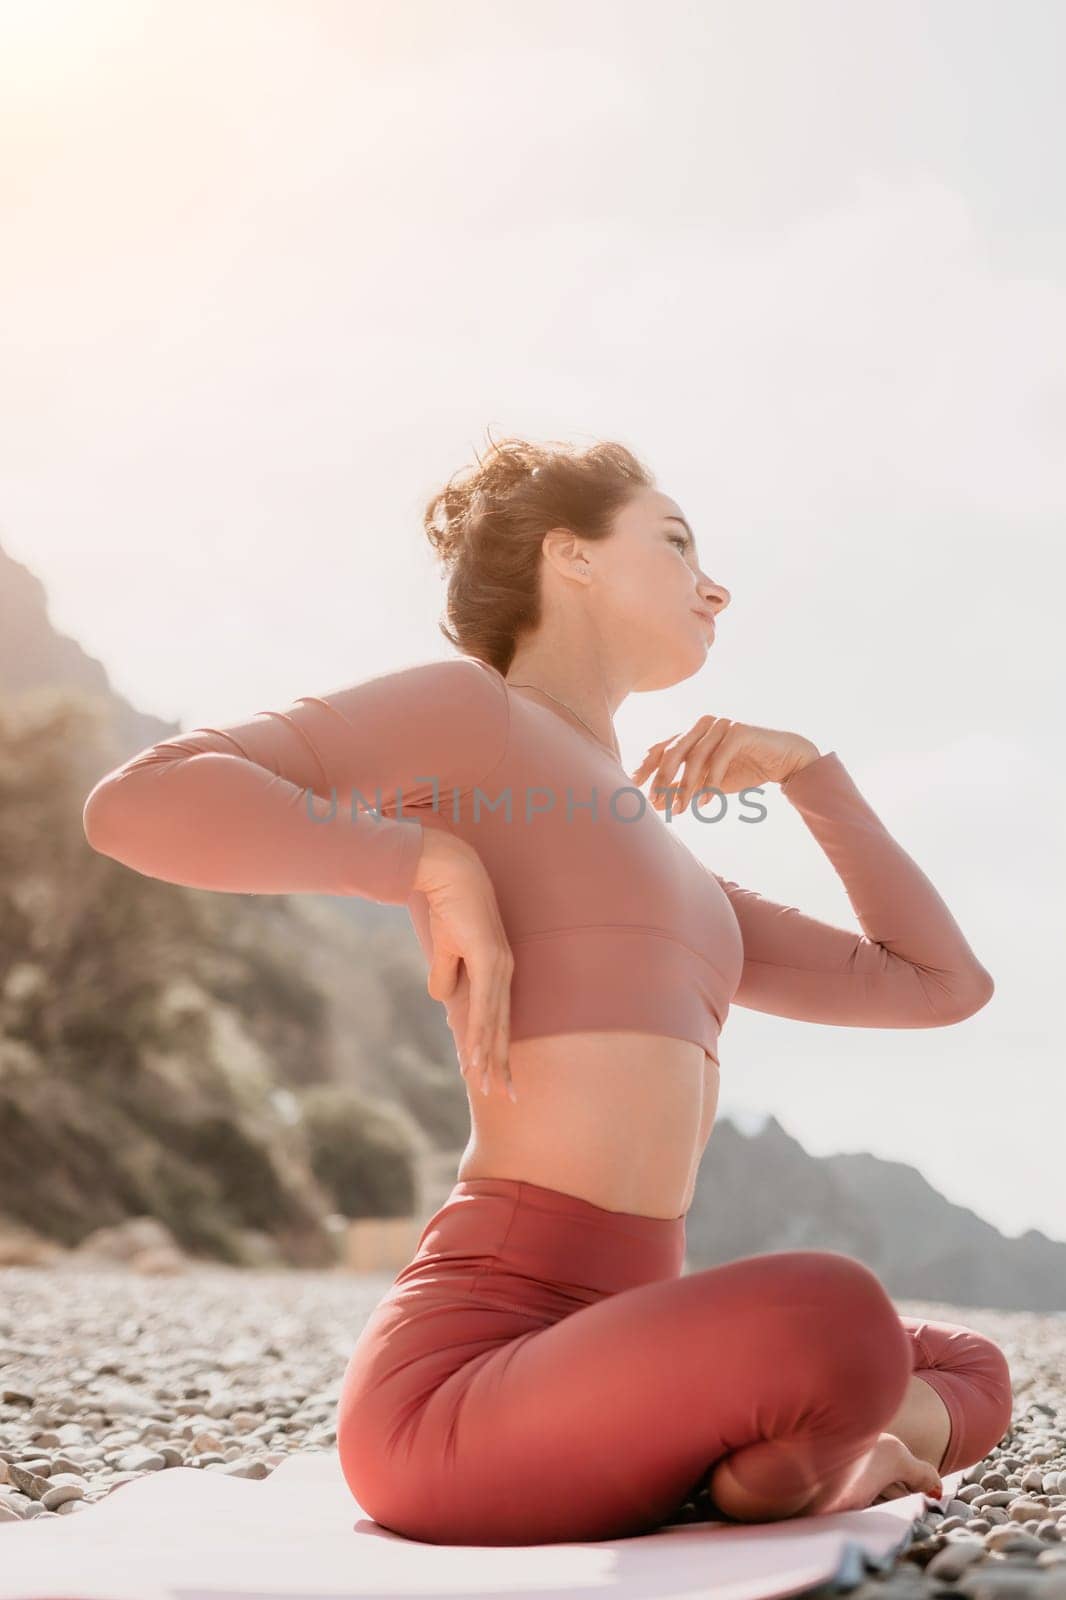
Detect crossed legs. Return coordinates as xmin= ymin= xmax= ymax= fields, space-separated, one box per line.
xmin=341 ymin=1247 xmax=1014 ymax=1544
xmin=710 ymin=1309 xmax=1013 ymax=1521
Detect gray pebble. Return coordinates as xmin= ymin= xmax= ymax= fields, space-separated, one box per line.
xmin=7 ymin=1464 xmax=49 ymax=1500
xmin=955 ymin=1560 xmax=1053 ymax=1599
xmin=1009 ymin=1495 xmax=1052 ymax=1520
xmin=983 ymin=1525 xmax=1046 ymax=1554
xmin=114 ymin=1448 xmax=167 ymax=1473
xmin=41 ymin=1482 xmax=85 ymax=1511
xmin=221 ymin=1458 xmax=269 ymax=1479
xmin=926 ymin=1537 xmax=986 ymax=1580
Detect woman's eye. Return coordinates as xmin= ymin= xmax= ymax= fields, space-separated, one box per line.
xmin=669 ymin=535 xmax=688 ymax=552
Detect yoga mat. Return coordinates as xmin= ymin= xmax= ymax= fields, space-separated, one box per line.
xmin=0 ymin=1452 xmax=965 ymax=1600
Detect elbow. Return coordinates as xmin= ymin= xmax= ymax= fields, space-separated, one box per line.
xmin=938 ymin=963 xmax=995 ymax=1025
xmin=82 ymin=780 xmax=112 ymax=855
xmin=82 ymin=776 xmax=126 ymax=861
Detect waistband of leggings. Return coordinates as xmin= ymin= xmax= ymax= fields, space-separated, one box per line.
xmin=407 ymin=1176 xmax=686 ymax=1295
xmin=452 ymin=1176 xmax=685 ymax=1232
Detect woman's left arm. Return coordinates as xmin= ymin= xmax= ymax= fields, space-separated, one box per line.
xmin=711 ymin=750 xmax=995 ymax=1028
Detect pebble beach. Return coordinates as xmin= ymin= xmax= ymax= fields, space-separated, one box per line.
xmin=1 ymin=1261 xmax=1065 ymax=1600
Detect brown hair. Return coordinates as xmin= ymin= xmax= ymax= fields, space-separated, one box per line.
xmin=423 ymin=429 xmax=655 ymax=675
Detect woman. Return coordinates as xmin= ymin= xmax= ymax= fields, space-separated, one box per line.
xmin=82 ymin=434 xmax=1012 ymax=1546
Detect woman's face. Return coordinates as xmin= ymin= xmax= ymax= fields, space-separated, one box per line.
xmin=588 ymin=486 xmax=731 ymax=691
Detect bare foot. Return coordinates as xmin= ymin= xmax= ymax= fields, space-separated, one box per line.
xmin=805 ymin=1433 xmax=943 ymax=1515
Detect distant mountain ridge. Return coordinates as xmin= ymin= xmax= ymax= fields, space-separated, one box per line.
xmin=688 ymin=1114 xmax=1065 ymax=1312
xmin=0 ymin=541 xmax=178 ymax=757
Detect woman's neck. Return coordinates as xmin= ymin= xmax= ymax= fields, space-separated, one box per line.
xmin=504 ymin=651 xmax=624 ymax=760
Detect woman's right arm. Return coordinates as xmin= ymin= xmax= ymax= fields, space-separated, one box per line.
xmin=82 ymin=656 xmax=509 ymax=906
xmin=83 ymin=655 xmax=518 ymax=1098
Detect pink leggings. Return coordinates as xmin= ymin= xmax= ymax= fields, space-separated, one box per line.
xmin=337 ymin=1177 xmax=1013 ymax=1545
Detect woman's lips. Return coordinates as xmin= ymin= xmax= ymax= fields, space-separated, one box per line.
xmin=693 ymin=609 xmax=716 ymax=635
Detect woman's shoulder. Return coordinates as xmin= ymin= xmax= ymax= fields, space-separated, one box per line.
xmin=312 ymin=654 xmax=510 ymax=793
xmin=320 ymin=653 xmax=507 ymax=718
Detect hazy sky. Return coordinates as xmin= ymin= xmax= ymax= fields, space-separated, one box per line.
xmin=2 ymin=0 xmax=1062 ymax=1241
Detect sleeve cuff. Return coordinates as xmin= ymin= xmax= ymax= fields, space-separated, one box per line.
xmin=779 ymin=749 xmax=845 ymax=798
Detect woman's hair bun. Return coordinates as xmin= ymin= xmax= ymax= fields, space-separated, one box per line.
xmin=424 ymin=434 xmax=550 ymax=566
xmin=421 ymin=427 xmax=654 ymax=672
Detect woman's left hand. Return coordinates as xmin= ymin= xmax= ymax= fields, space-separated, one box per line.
xmin=630 ymin=716 xmax=821 ymax=813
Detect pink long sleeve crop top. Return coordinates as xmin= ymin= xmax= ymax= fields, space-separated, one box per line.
xmin=82 ymin=654 xmax=994 ymax=1067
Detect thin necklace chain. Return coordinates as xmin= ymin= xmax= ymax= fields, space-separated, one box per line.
xmin=507 ymin=680 xmax=622 ymax=762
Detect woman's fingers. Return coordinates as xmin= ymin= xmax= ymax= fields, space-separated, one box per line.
xmin=483 ymin=947 xmax=516 ymax=1102
xmin=497 ymin=950 xmax=516 ymax=1102
xmin=465 ymin=946 xmax=494 ymax=1095
xmin=671 ymin=721 xmax=735 ymax=810
xmin=414 ymin=832 xmax=517 ymax=1100
xmin=696 ymin=723 xmax=747 ymax=800
xmin=465 ymin=941 xmax=516 ymax=1102
xmin=631 ymin=738 xmax=674 ymax=786
xmin=643 ymin=719 xmax=731 ymax=812
xmin=648 ymin=724 xmax=705 ymax=800
xmin=426 ymin=947 xmax=461 ymax=1005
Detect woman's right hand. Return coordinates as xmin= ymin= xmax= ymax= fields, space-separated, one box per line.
xmin=413 ymin=827 xmax=517 ymax=1104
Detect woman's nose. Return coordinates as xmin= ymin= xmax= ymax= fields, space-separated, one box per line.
xmin=699 ymin=577 xmax=731 ymax=613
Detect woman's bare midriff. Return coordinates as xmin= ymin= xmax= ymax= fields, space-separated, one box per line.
xmin=456 ymin=1031 xmax=719 ymax=1220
